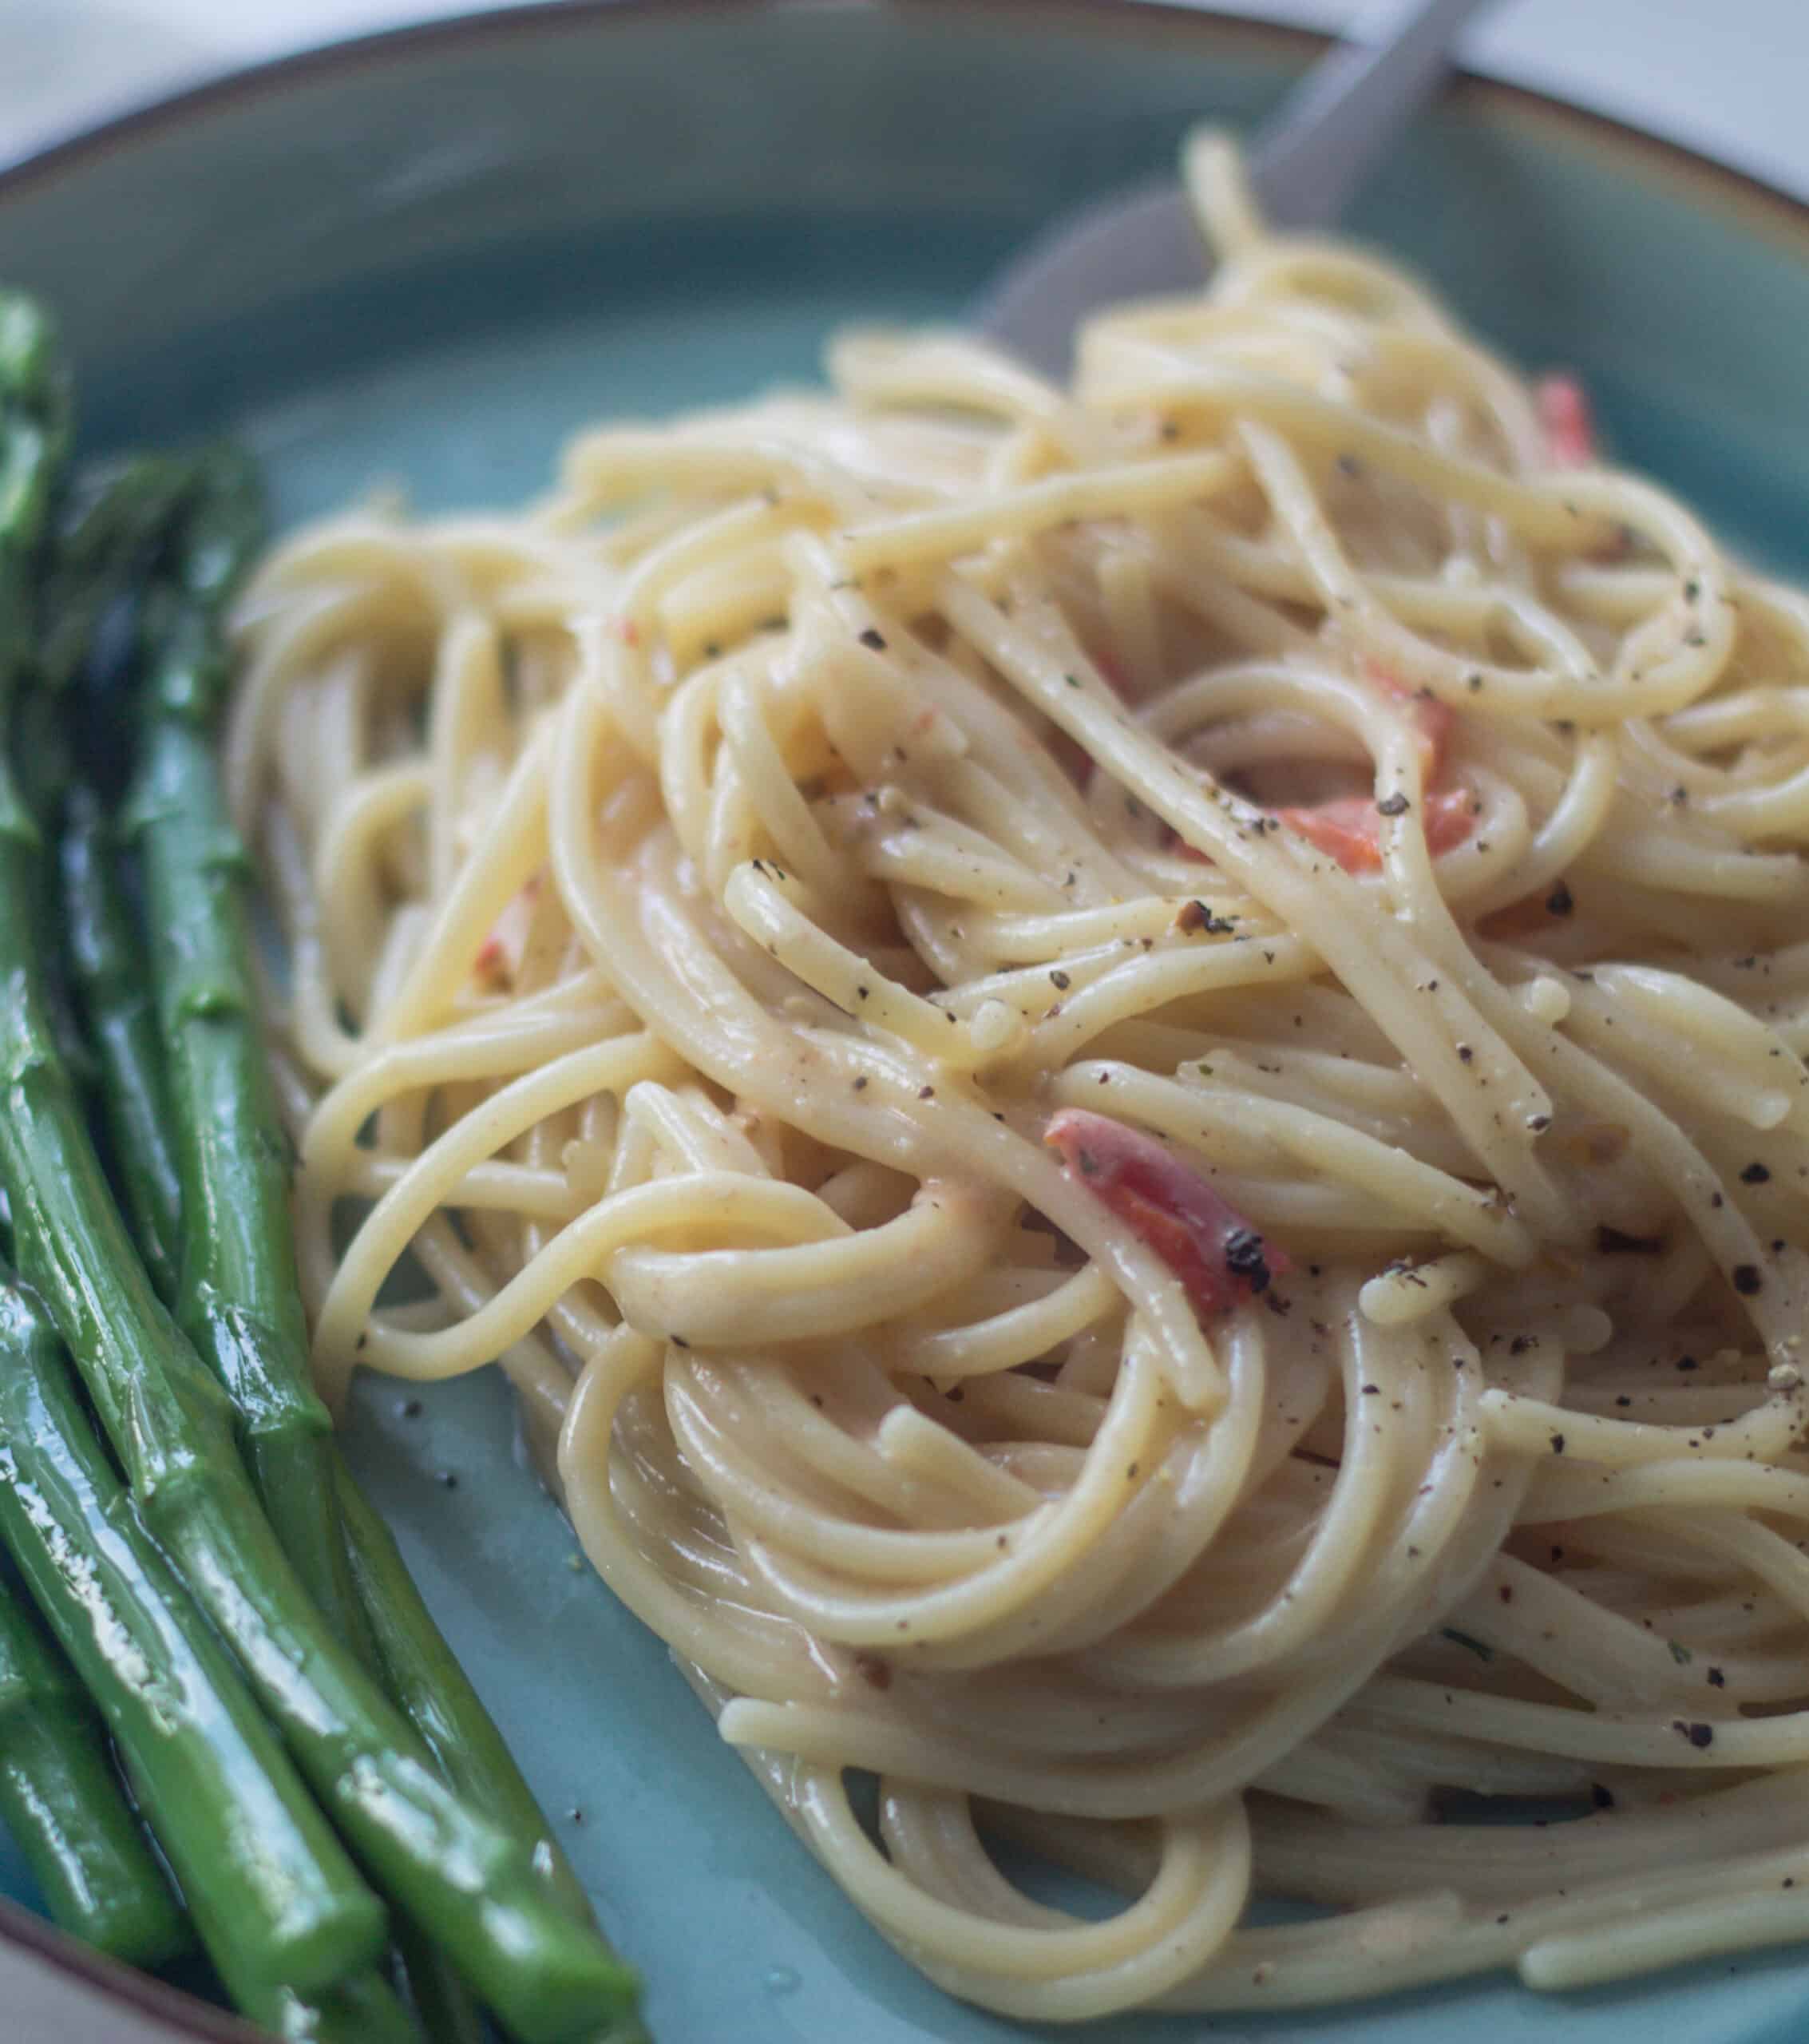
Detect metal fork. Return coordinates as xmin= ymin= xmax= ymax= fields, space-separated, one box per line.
xmin=974 ymin=0 xmax=1498 ymax=377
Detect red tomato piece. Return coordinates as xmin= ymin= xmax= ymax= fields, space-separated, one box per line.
xmin=1277 ymin=785 xmax=1476 ymax=874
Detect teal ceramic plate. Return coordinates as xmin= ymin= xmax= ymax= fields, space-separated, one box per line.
xmin=2 ymin=4 xmax=1808 ymax=2038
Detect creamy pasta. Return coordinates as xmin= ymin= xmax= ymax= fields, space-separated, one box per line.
xmin=228 ymin=133 xmax=1809 ymax=2018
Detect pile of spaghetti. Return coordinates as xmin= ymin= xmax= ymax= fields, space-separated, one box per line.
xmin=228 ymin=136 xmax=1809 ymax=2018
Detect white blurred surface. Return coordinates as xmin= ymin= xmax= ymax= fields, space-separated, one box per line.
xmin=0 ymin=0 xmax=1802 ymax=196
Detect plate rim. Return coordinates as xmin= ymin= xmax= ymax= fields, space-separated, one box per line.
xmin=0 ymin=1895 xmax=262 ymax=2042
xmin=0 ymin=0 xmax=1805 ymax=258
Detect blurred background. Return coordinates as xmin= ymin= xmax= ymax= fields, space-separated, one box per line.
xmin=2 ymin=0 xmax=1803 ymax=198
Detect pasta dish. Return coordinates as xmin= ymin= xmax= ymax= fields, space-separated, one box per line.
xmin=227 ymin=135 xmax=1809 ymax=2018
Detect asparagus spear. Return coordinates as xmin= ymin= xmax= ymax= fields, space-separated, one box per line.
xmin=2 ymin=1255 xmax=412 ymax=2041
xmin=98 ymin=471 xmax=475 ymax=2044
xmin=60 ymin=782 xmax=184 ymax=1302
xmin=1 ymin=435 xmax=632 ymax=2044
xmin=120 ymin=454 xmax=372 ymax=1662
xmin=129 ymin=454 xmax=651 ymax=2038
xmin=219 ymin=1957 xmax=419 ymax=2044
xmin=128 ymin=451 xmax=614 ymax=1939
xmin=38 ymin=459 xmax=196 ymax=1186
xmin=106 ymin=451 xmax=607 ymax=2040
xmin=334 ymin=1465 xmax=593 ymax=1924
xmin=37 ymin=452 xmax=191 ymax=700
xmin=0 ymin=299 xmax=90 ymax=1097
xmin=0 ymin=1577 xmax=189 ymax=1967
xmin=391 ymin=1915 xmax=490 ymax=2044
xmin=42 ymin=458 xmax=437 ymax=2042
xmin=0 ymin=1263 xmax=382 ymax=1994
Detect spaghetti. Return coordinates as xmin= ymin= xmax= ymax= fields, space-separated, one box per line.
xmin=228 ymin=133 xmax=1809 ymax=2017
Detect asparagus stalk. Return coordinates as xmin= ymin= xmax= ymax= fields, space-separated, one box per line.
xmin=334 ymin=1466 xmax=593 ymax=1924
xmin=0 ymin=299 xmax=89 ymax=1095
xmin=392 ymin=1915 xmax=490 ymax=2044
xmin=1 ymin=450 xmax=633 ymax=2041
xmin=0 ymin=1264 xmax=382 ymax=1994
xmin=109 ymin=451 xmax=592 ymax=2042
xmin=126 ymin=454 xmax=649 ymax=2038
xmin=0 ymin=1578 xmax=189 ymax=1967
xmin=59 ymin=782 xmax=184 ymax=1302
xmin=128 ymin=452 xmax=616 ymax=1941
xmin=121 ymin=455 xmax=372 ymax=1662
xmin=218 ymin=1958 xmax=419 ymax=2044
xmin=100 ymin=467 xmax=473 ymax=2044
xmin=0 ymin=294 xmax=61 ymax=670
xmin=0 ymin=294 xmax=394 ymax=2015
xmin=36 ymin=458 xmax=196 ymax=1162
xmin=15 ymin=458 xmax=187 ymax=1110
xmin=37 ymin=453 xmax=191 ymax=699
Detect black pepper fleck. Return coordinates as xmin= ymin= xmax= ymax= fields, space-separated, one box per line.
xmin=1223 ymin=1228 xmax=1273 ymax=1294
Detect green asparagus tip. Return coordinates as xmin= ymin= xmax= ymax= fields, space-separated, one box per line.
xmin=38 ymin=454 xmax=193 ymax=702
xmin=0 ymin=291 xmax=71 ymax=679
xmin=141 ymin=445 xmax=265 ymax=729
